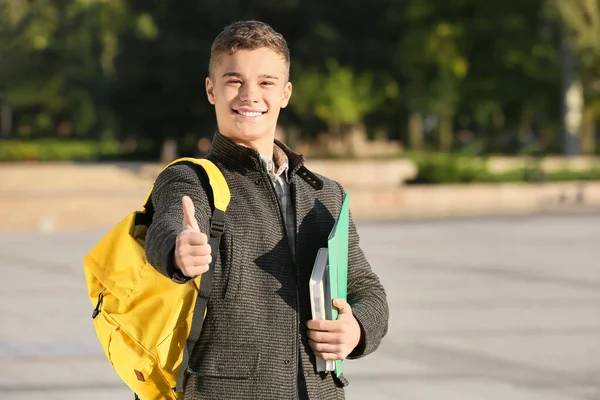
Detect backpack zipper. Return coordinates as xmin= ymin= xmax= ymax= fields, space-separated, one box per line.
xmin=92 ymin=288 xmax=106 ymax=319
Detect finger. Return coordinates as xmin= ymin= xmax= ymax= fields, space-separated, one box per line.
xmin=307 ymin=329 xmax=342 ymax=344
xmin=333 ymin=298 xmax=352 ymax=315
xmin=182 ymin=196 xmax=200 ymax=232
xmin=186 ymin=246 xmax=212 ymax=265
xmin=306 ymin=319 xmax=341 ymax=332
xmin=180 ymin=264 xmax=209 ymax=278
xmin=185 ymin=232 xmax=209 ymax=247
xmin=308 ymin=339 xmax=342 ymax=355
xmin=186 ymin=254 xmax=212 ymax=267
xmin=176 ymin=246 xmax=210 ymax=262
xmin=306 ymin=319 xmax=327 ymax=331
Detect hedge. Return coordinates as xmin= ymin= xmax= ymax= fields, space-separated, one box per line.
xmin=0 ymin=139 xmax=121 ymax=161
xmin=405 ymin=153 xmax=600 ymax=184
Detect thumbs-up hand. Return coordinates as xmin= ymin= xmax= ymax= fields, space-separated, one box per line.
xmin=174 ymin=196 xmax=212 ymax=277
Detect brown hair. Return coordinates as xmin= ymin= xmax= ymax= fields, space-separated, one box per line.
xmin=209 ymin=21 xmax=290 ymax=79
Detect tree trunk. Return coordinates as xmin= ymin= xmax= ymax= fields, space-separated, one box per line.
xmin=580 ymin=107 xmax=596 ymax=155
xmin=519 ymin=102 xmax=534 ymax=141
xmin=438 ymin=112 xmax=453 ymax=153
xmin=0 ymin=102 xmax=11 ymax=137
xmin=560 ymin=27 xmax=583 ymax=156
xmin=408 ymin=112 xmax=424 ymax=151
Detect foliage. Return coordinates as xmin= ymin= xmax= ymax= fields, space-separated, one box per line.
xmin=0 ymin=138 xmax=121 ymax=161
xmin=405 ymin=152 xmax=600 ymax=184
xmin=0 ymin=0 xmax=129 ymax=139
xmin=0 ymin=0 xmax=597 ymax=158
xmin=553 ymin=0 xmax=600 ymax=107
xmin=292 ymin=59 xmax=397 ymax=134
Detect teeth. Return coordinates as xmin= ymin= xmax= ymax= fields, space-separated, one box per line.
xmin=238 ymin=110 xmax=263 ymax=117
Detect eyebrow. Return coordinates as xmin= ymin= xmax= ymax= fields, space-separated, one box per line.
xmin=222 ymin=72 xmax=279 ymax=80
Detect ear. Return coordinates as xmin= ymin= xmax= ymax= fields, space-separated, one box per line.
xmin=206 ymin=77 xmax=216 ymax=105
xmin=280 ymin=81 xmax=292 ymax=108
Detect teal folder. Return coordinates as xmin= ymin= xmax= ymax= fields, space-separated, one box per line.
xmin=327 ymin=191 xmax=350 ymax=376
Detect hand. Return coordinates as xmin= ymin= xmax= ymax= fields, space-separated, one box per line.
xmin=307 ymin=299 xmax=362 ymax=361
xmin=174 ymin=195 xmax=212 ymax=277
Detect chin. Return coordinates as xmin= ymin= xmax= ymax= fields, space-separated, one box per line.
xmin=235 ymin=126 xmax=271 ymax=141
xmin=220 ymin=129 xmax=266 ymax=144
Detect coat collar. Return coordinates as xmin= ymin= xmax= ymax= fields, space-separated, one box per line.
xmin=208 ymin=132 xmax=323 ymax=190
xmin=209 ymin=132 xmax=305 ymax=177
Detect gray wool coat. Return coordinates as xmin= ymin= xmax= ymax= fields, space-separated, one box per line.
xmin=145 ymin=133 xmax=389 ymax=400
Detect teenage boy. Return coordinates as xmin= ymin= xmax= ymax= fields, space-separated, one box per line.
xmin=145 ymin=20 xmax=389 ymax=400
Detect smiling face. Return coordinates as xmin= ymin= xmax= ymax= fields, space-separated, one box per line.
xmin=206 ymin=48 xmax=292 ymax=156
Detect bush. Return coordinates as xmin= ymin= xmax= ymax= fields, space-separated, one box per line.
xmin=406 ymin=153 xmax=488 ymax=184
xmin=0 ymin=139 xmax=122 ymax=162
xmin=544 ymin=168 xmax=600 ymax=182
xmin=405 ymin=152 xmax=600 ymax=184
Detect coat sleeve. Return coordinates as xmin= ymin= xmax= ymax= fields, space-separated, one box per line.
xmin=335 ymin=183 xmax=389 ymax=359
xmin=144 ymin=164 xmax=213 ymax=283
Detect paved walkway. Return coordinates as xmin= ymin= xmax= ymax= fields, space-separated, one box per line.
xmin=1 ymin=214 xmax=599 ymax=399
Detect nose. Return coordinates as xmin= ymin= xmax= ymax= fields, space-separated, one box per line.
xmin=238 ymin=82 xmax=260 ymax=103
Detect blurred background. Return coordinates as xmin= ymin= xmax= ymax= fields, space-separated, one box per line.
xmin=0 ymin=0 xmax=599 ymax=164
xmin=1 ymin=1 xmax=599 ymax=399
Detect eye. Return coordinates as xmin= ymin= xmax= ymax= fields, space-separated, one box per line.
xmin=227 ymin=80 xmax=242 ymax=85
xmin=261 ymin=81 xmax=275 ymax=86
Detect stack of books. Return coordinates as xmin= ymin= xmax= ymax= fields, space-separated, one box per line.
xmin=309 ymin=192 xmax=350 ymax=376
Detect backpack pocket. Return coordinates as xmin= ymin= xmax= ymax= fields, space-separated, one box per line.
xmin=93 ymin=293 xmax=182 ymax=400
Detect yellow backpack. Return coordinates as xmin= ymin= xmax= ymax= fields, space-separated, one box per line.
xmin=83 ymin=157 xmax=230 ymax=400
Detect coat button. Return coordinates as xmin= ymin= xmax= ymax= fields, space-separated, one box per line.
xmin=254 ymin=179 xmax=261 ymax=185
xmin=284 ymin=359 xmax=291 ymax=365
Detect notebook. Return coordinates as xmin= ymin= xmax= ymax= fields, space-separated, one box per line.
xmin=308 ymin=247 xmax=335 ymax=372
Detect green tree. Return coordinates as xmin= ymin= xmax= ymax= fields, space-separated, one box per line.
xmin=293 ymin=59 xmax=394 ymax=135
xmin=553 ymin=0 xmax=600 ymax=154
xmin=0 ymin=0 xmax=129 ymax=139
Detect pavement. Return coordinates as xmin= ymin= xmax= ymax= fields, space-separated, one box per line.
xmin=1 ymin=214 xmax=599 ymax=400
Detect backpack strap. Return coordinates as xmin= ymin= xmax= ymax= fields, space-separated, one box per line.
xmin=172 ymin=158 xmax=229 ymax=393
xmin=141 ymin=157 xmax=231 ymax=213
xmin=175 ymin=204 xmax=224 ymax=392
xmin=141 ymin=157 xmax=230 ymax=394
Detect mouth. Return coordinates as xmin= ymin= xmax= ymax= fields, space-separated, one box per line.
xmin=233 ymin=109 xmax=267 ymax=118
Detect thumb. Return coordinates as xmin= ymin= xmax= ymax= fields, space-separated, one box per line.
xmin=182 ymin=195 xmax=200 ymax=232
xmin=333 ymin=298 xmax=352 ymax=314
